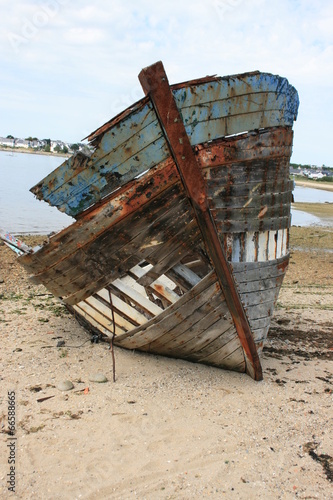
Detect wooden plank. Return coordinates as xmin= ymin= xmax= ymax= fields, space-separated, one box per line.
xmin=215 ymin=215 xmax=291 ymax=233
xmin=208 ymin=190 xmax=292 ymax=210
xmin=194 ymin=127 xmax=293 ymax=169
xmin=183 ymin=111 xmax=294 ymax=146
xmin=164 ymin=308 xmax=234 ymax=356
xmin=244 ymin=300 xmax=276 ymax=321
xmin=85 ymin=295 xmax=135 ymax=332
xmin=72 ymin=304 xmax=124 ymax=337
xmin=115 ymin=271 xmax=218 ymax=344
xmin=211 ymin=200 xmax=291 ymax=222
xmin=110 ymin=278 xmax=163 ymax=317
xmin=138 ymin=222 xmax=202 ymax=286
xmin=60 ymin=198 xmax=194 ymax=300
xmin=118 ymin=280 xmax=222 ymax=350
xmin=165 ymin=263 xmax=202 ymax=291
xmin=235 ymin=274 xmax=284 ymax=294
xmin=251 ymin=326 xmax=270 ymax=343
xmin=172 ymin=72 xmax=298 ymax=116
xmin=149 ymin=281 xmax=180 ymax=305
xmin=239 ymin=286 xmax=280 ymax=308
xmin=205 ymin=157 xmax=290 ymax=181
xmin=61 ymin=137 xmax=170 ymax=216
xmin=207 ymin=178 xmax=293 ymax=200
xmin=200 ymin=345 xmax=245 ymax=369
xmin=0 ymin=229 xmax=33 ymax=256
xmin=147 ymin=287 xmax=225 ymax=352
xmin=73 ymin=301 xmax=125 ymax=335
xmin=180 ymin=91 xmax=288 ymax=124
xmin=197 ymin=337 xmax=243 ymax=365
xmin=96 ymin=288 xmax=148 ymax=326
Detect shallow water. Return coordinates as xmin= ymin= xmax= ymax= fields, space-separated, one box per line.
xmin=0 ymin=151 xmax=73 ymax=234
xmin=292 ymin=186 xmax=333 ymax=227
xmin=0 ymin=151 xmax=332 ymax=234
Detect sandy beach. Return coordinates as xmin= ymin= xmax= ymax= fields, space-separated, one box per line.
xmin=294 ymin=179 xmax=333 ymax=193
xmin=0 ymin=227 xmax=332 ymax=499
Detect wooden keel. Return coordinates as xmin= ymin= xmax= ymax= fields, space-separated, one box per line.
xmin=138 ymin=61 xmax=263 ymax=381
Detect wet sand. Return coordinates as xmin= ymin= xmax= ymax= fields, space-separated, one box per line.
xmin=0 ymin=227 xmax=332 ymax=499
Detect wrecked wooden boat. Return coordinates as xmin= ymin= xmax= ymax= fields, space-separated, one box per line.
xmin=16 ymin=61 xmax=299 ymax=380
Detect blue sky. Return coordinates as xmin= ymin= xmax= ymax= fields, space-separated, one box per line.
xmin=0 ymin=0 xmax=332 ymax=165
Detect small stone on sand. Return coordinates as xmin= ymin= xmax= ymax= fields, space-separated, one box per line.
xmin=57 ymin=380 xmax=74 ymax=391
xmin=89 ymin=373 xmax=108 ymax=383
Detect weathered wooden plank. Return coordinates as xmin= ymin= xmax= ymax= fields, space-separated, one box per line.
xmin=205 ymin=165 xmax=290 ymax=191
xmin=231 ymin=255 xmax=289 ymax=281
xmin=165 ymin=263 xmax=202 ymax=291
xmin=251 ymin=326 xmax=270 ymax=343
xmin=60 ymin=137 xmax=170 ymax=216
xmin=138 ymin=222 xmax=202 ymax=287
xmin=85 ymin=293 xmax=138 ymax=332
xmin=119 ymin=280 xmax=221 ymax=350
xmin=96 ymin=288 xmax=148 ymax=326
xmin=0 ymin=229 xmax=33 ymax=256
xmin=235 ymin=274 xmax=284 ymax=293
xmin=208 ymin=190 xmax=292 ymax=210
xmin=239 ymin=286 xmax=280 ymax=308
xmin=194 ymin=127 xmax=293 ymax=169
xmin=197 ymin=337 xmax=243 ymax=365
xmin=73 ymin=300 xmax=126 ymax=335
xmin=109 ymin=278 xmax=163 ymax=317
xmin=207 ymin=178 xmax=293 ymax=200
xmin=220 ymin=229 xmax=288 ymax=264
xmin=200 ymin=345 xmax=245 ymax=369
xmin=215 ymin=215 xmax=291 ymax=233
xmin=146 ymin=287 xmax=225 ymax=352
xmin=57 ymin=198 xmax=195 ymax=299
xmin=115 ymin=271 xmax=218 ymax=344
xmin=23 ymin=181 xmax=188 ymax=293
xmin=247 ymin=316 xmax=271 ymax=331
xmin=183 ymin=111 xmax=293 ymax=146
xmin=149 ymin=281 xmax=180 ymax=305
xmin=244 ymin=300 xmax=276 ymax=321
xmin=180 ymin=91 xmax=288 ymax=124
xmin=172 ymin=72 xmax=298 ymax=120
xmin=211 ymin=200 xmax=291 ymax=223
xmin=164 ymin=308 xmax=234 ymax=356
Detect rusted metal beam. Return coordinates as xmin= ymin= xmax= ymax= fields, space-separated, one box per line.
xmin=138 ymin=61 xmax=263 ymax=380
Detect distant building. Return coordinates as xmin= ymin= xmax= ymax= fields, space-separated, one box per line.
xmin=0 ymin=137 xmax=15 ymax=147
xmin=14 ymin=139 xmax=30 ymax=149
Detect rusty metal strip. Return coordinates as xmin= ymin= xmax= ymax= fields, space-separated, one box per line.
xmin=138 ymin=61 xmax=263 ymax=381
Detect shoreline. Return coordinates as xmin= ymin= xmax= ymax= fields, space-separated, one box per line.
xmin=0 ymin=146 xmax=70 ymax=158
xmin=294 ymin=179 xmax=333 ymax=192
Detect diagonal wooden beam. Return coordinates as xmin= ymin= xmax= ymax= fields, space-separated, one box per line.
xmin=138 ymin=61 xmax=263 ymax=380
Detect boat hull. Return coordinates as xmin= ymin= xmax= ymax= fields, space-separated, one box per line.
xmin=18 ymin=62 xmax=299 ymax=379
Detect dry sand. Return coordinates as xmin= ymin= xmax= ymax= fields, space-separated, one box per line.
xmin=0 ymin=227 xmax=332 ymax=499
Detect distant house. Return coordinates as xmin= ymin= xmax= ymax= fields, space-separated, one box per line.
xmin=0 ymin=137 xmax=15 ymax=147
xmin=307 ymin=171 xmax=325 ymax=179
xmin=51 ymin=140 xmax=65 ymax=152
xmin=14 ymin=139 xmax=30 ymax=149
